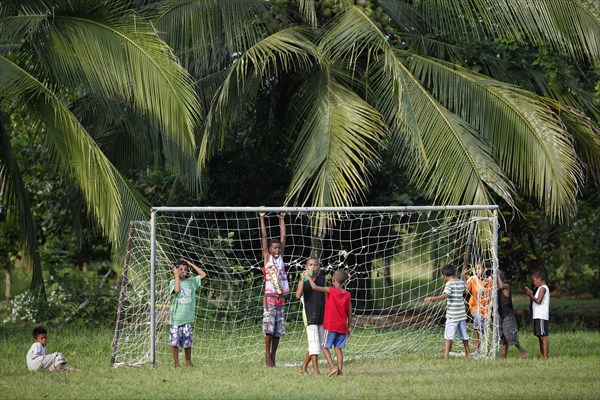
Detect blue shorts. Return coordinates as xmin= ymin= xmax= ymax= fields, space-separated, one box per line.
xmin=444 ymin=319 xmax=469 ymax=341
xmin=322 ymin=330 xmax=347 ymax=349
xmin=169 ymin=323 xmax=194 ymax=348
xmin=472 ymin=311 xmax=486 ymax=332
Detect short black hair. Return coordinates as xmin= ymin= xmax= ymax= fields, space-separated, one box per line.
xmin=32 ymin=326 xmax=47 ymax=338
xmin=441 ymin=264 xmax=455 ymax=277
xmin=268 ymin=238 xmax=281 ymax=248
xmin=532 ymin=268 xmax=547 ymax=281
xmin=176 ymin=259 xmax=189 ymax=267
xmin=334 ymin=269 xmax=348 ymax=285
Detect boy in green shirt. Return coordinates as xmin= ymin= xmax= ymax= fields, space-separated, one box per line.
xmin=169 ymin=259 xmax=207 ymax=368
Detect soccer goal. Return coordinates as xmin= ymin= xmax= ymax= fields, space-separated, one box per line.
xmin=111 ymin=206 xmax=500 ymax=367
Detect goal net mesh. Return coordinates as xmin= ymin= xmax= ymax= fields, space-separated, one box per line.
xmin=111 ymin=206 xmax=498 ymax=367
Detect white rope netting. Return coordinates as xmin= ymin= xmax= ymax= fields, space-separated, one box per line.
xmin=111 ymin=206 xmax=498 ymax=367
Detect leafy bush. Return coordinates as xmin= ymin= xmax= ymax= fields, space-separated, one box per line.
xmin=2 ymin=269 xmax=118 ymax=326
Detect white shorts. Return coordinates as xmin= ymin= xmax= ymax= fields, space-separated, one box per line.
xmin=306 ymin=325 xmax=324 ymax=355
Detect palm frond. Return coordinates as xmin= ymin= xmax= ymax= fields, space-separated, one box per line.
xmin=0 ymin=11 xmax=46 ymax=53
xmin=409 ymin=54 xmax=585 ymax=220
xmin=199 ymin=26 xmax=317 ymax=167
xmin=297 ymin=0 xmax=318 ymax=28
xmin=319 ymin=8 xmax=428 ymax=164
xmin=544 ymin=99 xmax=600 ymax=183
xmin=0 ymin=113 xmax=43 ymax=291
xmin=34 ymin=3 xmax=201 ymax=188
xmin=285 ymin=69 xmax=387 ymax=207
xmin=387 ymin=62 xmax=516 ymax=210
xmin=148 ymin=0 xmax=278 ymax=78
xmin=413 ymin=0 xmax=600 ymax=64
xmin=1 ymin=55 xmax=128 ymax=243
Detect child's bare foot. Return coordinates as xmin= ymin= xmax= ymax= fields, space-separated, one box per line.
xmin=327 ymin=368 xmax=337 ymax=377
xmin=312 ymin=370 xmax=321 ymax=376
xmin=337 ymin=371 xmax=343 ymax=376
xmin=519 ymin=352 xmax=527 ymax=359
xmin=66 ymin=367 xmax=79 ymax=372
xmin=298 ymin=367 xmax=307 ymax=374
xmin=186 ymin=362 xmax=193 ymax=367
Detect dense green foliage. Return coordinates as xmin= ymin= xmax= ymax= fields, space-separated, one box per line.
xmin=0 ymin=0 xmax=599 ymax=313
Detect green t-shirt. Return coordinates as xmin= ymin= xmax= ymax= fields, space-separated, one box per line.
xmin=169 ymin=276 xmax=202 ymax=325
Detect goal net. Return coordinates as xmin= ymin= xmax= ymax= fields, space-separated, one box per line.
xmin=111 ymin=206 xmax=499 ymax=367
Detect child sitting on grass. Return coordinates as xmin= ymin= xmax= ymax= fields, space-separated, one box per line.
xmin=26 ymin=326 xmax=78 ymax=372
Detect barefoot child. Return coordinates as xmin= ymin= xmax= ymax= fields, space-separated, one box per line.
xmin=295 ymin=257 xmax=325 ymax=375
xmin=26 ymin=326 xmax=77 ymax=372
xmin=169 ymin=259 xmax=207 ymax=368
xmin=425 ymin=264 xmax=471 ymax=359
xmin=260 ymin=212 xmax=290 ymax=367
xmin=524 ymin=268 xmax=550 ymax=358
xmin=497 ymin=270 xmax=526 ymax=358
xmin=306 ymin=269 xmax=352 ymax=377
xmin=462 ymin=261 xmax=492 ymax=356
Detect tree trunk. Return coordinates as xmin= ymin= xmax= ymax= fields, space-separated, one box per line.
xmin=4 ymin=262 xmax=12 ymax=300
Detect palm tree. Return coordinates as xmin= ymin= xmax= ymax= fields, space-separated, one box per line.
xmin=148 ymin=0 xmax=599 ymax=223
xmin=0 ymin=0 xmax=201 ymax=296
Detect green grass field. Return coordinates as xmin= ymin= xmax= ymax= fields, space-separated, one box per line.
xmin=1 ymin=323 xmax=598 ymax=399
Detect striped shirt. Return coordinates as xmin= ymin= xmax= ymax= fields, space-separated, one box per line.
xmin=443 ymin=278 xmax=467 ymax=321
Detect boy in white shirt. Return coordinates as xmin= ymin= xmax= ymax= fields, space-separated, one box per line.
xmin=26 ymin=326 xmax=77 ymax=372
xmin=524 ymin=269 xmax=550 ymax=358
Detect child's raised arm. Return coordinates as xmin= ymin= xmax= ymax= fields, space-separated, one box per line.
xmin=295 ymin=274 xmax=305 ymax=299
xmin=172 ymin=267 xmax=181 ymax=293
xmin=498 ymin=273 xmax=510 ymax=297
xmin=278 ymin=212 xmax=286 ymax=255
xmin=259 ymin=212 xmax=269 ymax=265
xmin=186 ymin=260 xmax=207 ymax=279
xmin=307 ymin=274 xmax=330 ymax=294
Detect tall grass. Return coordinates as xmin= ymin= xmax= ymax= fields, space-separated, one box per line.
xmin=1 ymin=324 xmax=598 ymax=399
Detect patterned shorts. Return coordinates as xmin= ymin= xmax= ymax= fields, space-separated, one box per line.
xmin=499 ymin=314 xmax=520 ymax=345
xmin=170 ymin=323 xmax=194 ymax=348
xmin=263 ymin=304 xmax=285 ymax=337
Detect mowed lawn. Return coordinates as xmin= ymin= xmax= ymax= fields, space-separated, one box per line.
xmin=0 ymin=324 xmax=598 ymax=399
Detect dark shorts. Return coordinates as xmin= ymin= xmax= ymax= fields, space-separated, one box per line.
xmin=263 ymin=303 xmax=285 ymax=337
xmin=169 ymin=323 xmax=194 ymax=348
xmin=533 ymin=319 xmax=549 ymax=337
xmin=499 ymin=314 xmax=520 ymax=345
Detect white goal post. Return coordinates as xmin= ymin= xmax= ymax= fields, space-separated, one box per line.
xmin=111 ymin=206 xmax=500 ymax=367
